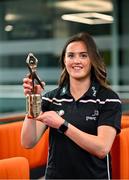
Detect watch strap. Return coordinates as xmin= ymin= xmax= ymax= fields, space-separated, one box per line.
xmin=58 ymin=120 xmax=68 ymax=134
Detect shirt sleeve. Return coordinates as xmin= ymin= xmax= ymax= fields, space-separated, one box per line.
xmin=41 ymin=88 xmax=59 ymax=112
xmin=98 ymin=98 xmax=122 ymax=134
xmin=41 ymin=92 xmax=52 ymax=112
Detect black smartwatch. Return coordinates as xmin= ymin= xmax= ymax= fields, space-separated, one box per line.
xmin=58 ymin=120 xmax=69 ymax=134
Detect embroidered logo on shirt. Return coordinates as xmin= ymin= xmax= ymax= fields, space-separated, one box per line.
xmin=62 ymin=87 xmax=66 ymax=94
xmin=92 ymin=110 xmax=99 ymax=116
xmin=57 ymin=110 xmax=65 ymax=116
xmin=91 ymin=86 xmax=97 ymax=97
xmin=86 ymin=110 xmax=99 ymax=121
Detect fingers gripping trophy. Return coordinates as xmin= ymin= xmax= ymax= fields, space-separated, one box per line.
xmin=26 ymin=53 xmax=44 ymax=118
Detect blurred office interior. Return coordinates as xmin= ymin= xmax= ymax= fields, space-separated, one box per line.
xmin=0 ymin=0 xmax=129 ymax=115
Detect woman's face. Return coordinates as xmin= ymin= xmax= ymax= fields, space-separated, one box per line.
xmin=64 ymin=41 xmax=92 ymax=81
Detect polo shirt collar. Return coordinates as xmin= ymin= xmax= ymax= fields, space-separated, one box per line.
xmin=60 ymin=83 xmax=71 ymax=97
xmin=85 ymin=80 xmax=100 ymax=98
xmin=60 ymin=79 xmax=100 ymax=98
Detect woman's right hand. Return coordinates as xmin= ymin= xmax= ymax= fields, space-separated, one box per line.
xmin=23 ymin=77 xmax=45 ymax=96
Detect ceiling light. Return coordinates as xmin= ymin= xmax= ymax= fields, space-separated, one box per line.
xmin=55 ymin=0 xmax=113 ymax=12
xmin=5 ymin=14 xmax=21 ymax=21
xmin=62 ymin=12 xmax=113 ymax=25
xmin=4 ymin=25 xmax=13 ymax=32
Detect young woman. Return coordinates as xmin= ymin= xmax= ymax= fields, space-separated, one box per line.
xmin=21 ymin=32 xmax=122 ymax=179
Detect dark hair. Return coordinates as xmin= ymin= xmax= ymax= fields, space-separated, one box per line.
xmin=58 ymin=32 xmax=109 ymax=88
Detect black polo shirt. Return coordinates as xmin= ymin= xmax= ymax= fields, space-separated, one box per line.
xmin=41 ymin=80 xmax=122 ymax=179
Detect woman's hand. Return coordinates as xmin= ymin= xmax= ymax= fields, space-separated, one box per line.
xmin=23 ymin=77 xmax=45 ymax=95
xmin=36 ymin=111 xmax=64 ymax=129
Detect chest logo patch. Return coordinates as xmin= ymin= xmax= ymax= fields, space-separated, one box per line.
xmin=86 ymin=110 xmax=99 ymax=121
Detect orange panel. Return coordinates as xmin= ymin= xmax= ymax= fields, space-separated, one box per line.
xmin=121 ymin=115 xmax=129 ymax=128
xmin=0 ymin=157 xmax=29 ymax=179
xmin=0 ymin=121 xmax=49 ymax=169
xmin=111 ymin=127 xmax=129 ymax=179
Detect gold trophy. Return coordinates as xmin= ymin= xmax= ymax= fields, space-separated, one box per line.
xmin=26 ymin=53 xmax=44 ymax=118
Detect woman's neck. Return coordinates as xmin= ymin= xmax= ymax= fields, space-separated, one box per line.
xmin=70 ymin=78 xmax=91 ymax=100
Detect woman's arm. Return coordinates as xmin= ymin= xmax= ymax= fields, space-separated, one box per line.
xmin=21 ymin=115 xmax=47 ymax=148
xmin=65 ymin=124 xmax=116 ymax=159
xmin=21 ymin=77 xmax=46 ymax=148
xmin=37 ymin=110 xmax=117 ymax=159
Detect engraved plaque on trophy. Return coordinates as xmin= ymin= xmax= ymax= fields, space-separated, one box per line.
xmin=26 ymin=53 xmax=44 ymax=118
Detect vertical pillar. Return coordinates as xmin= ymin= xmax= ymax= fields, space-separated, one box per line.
xmin=111 ymin=0 xmax=120 ymax=85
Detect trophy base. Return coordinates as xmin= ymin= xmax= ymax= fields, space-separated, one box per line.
xmin=26 ymin=94 xmax=41 ymax=118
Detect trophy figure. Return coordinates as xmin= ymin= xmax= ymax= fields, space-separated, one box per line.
xmin=26 ymin=53 xmax=44 ymax=118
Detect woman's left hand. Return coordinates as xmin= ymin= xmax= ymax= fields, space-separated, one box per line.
xmin=36 ymin=111 xmax=64 ymax=129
